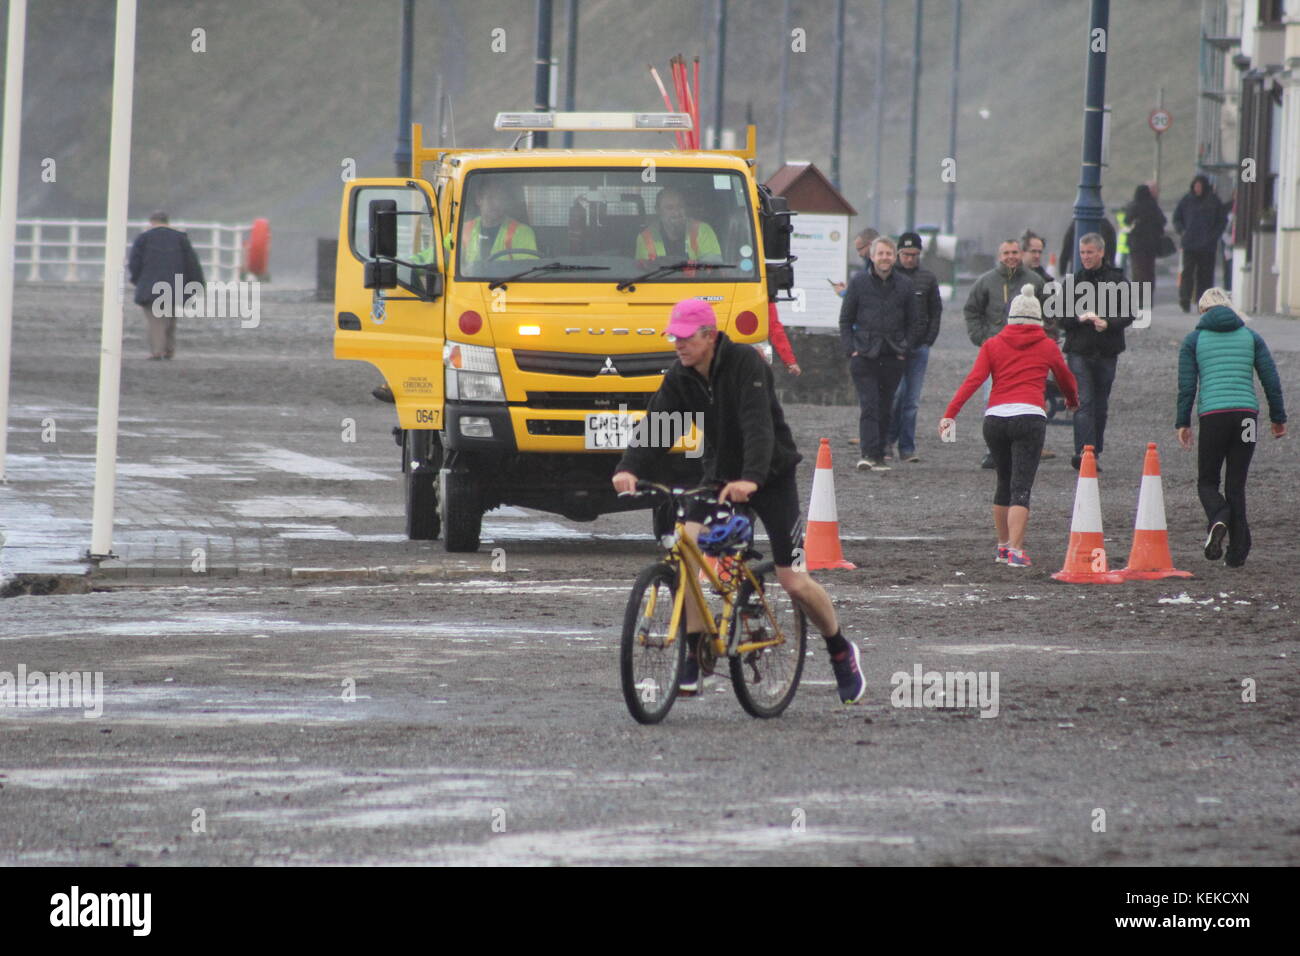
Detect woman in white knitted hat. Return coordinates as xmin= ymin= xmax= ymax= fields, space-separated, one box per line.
xmin=940 ymin=286 xmax=1079 ymax=567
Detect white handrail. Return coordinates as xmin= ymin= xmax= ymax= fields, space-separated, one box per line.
xmin=13 ymin=217 xmax=253 ymax=283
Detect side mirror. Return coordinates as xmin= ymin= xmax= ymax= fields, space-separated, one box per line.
xmin=369 ymin=199 xmax=398 ymax=259
xmin=364 ymin=260 xmax=398 ymax=290
xmin=758 ymin=187 xmax=793 ymax=261
xmin=766 ymin=261 xmax=795 ymax=299
xmin=424 ymin=270 xmax=444 ymax=299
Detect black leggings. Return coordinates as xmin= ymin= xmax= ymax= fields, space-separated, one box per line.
xmin=1197 ymin=411 xmax=1257 ymax=563
xmin=983 ymin=415 xmax=1047 ymax=508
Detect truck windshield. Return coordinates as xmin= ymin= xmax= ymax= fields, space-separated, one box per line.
xmin=456 ymin=168 xmax=759 ymax=284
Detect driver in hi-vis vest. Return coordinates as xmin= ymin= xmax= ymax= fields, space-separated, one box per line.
xmin=635 ymin=186 xmax=722 ymax=265
xmin=460 ymin=177 xmax=539 ymax=266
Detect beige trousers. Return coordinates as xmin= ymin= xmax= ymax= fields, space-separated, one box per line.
xmin=142 ymin=304 xmax=176 ymax=358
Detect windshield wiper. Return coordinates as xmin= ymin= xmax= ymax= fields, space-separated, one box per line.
xmin=616 ymin=260 xmax=738 ymax=292
xmin=487 ymin=262 xmax=609 ymax=291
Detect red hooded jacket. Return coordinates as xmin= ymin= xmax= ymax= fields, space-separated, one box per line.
xmin=945 ymin=323 xmax=1078 ymax=419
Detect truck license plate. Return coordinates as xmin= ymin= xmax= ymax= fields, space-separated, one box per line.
xmin=584 ymin=413 xmax=634 ymax=450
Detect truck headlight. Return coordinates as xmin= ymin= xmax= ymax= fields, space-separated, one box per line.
xmin=444 ymin=341 xmax=504 ymax=402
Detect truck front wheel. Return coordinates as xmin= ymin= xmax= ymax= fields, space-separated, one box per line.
xmin=440 ymin=469 xmax=483 ymax=552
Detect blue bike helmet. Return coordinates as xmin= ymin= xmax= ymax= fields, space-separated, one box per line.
xmin=698 ymin=509 xmax=754 ymax=555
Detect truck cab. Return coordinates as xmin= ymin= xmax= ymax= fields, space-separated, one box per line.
xmin=334 ymin=113 xmax=794 ymax=551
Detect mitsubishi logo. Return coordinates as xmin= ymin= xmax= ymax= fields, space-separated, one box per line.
xmin=598 ymin=356 xmax=618 ymax=375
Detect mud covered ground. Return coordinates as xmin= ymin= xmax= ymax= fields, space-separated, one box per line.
xmin=0 ymin=285 xmax=1296 ymax=866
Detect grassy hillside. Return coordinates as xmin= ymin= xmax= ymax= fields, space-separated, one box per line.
xmin=1 ymin=0 xmax=1205 ymax=282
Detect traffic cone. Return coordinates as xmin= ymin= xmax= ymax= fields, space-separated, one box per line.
xmin=1119 ymin=443 xmax=1192 ymax=580
xmin=1052 ymin=445 xmax=1126 ymax=583
xmin=805 ymin=438 xmax=856 ymax=570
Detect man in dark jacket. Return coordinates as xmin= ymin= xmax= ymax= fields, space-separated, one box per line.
xmin=1060 ymin=233 xmax=1136 ymax=470
xmin=886 ymin=232 xmax=943 ymax=463
xmin=128 ymin=211 xmax=205 ymax=359
xmin=612 ymin=298 xmax=867 ymax=705
xmin=840 ymin=236 xmax=923 ymax=471
xmin=1173 ymin=174 xmax=1227 ymax=313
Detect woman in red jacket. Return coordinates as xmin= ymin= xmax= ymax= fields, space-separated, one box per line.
xmin=940 ymin=285 xmax=1078 ymax=567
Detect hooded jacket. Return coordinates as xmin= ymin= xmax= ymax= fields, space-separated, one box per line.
xmin=1175 ymin=305 xmax=1287 ymax=428
xmin=963 ymin=263 xmax=1044 ymax=347
xmin=1124 ymin=186 xmax=1168 ymax=258
xmin=616 ymin=332 xmax=801 ymax=487
xmin=945 ymin=323 xmax=1078 ymax=419
xmin=1173 ymin=175 xmax=1227 ymax=253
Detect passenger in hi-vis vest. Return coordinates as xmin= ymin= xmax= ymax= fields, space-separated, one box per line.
xmin=634 ymin=186 xmax=722 ymax=266
xmin=460 ymin=178 xmax=539 ymax=267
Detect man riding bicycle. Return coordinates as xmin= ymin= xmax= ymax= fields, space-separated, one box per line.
xmin=612 ymin=298 xmax=866 ymax=704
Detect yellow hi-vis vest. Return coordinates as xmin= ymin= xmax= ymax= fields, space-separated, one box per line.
xmin=462 ymin=218 xmax=538 ymax=264
xmin=1115 ymin=210 xmax=1130 ymax=256
xmin=635 ymin=221 xmax=720 ymax=263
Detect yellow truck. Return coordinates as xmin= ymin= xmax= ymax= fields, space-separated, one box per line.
xmin=333 ymin=112 xmax=794 ymax=551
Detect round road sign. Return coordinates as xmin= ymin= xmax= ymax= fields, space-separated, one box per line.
xmin=1149 ymin=108 xmax=1172 ymax=134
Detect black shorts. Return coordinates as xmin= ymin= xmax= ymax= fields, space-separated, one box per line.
xmin=689 ymin=468 xmax=802 ymax=567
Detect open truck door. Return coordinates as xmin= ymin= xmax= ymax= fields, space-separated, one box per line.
xmin=334 ymin=178 xmax=446 ymax=540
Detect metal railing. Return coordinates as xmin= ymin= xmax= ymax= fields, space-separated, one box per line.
xmin=13 ymin=219 xmax=251 ymax=283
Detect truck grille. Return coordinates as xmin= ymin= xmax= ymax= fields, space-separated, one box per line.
xmin=513 ymin=349 xmax=674 ymax=377
xmin=525 ymin=420 xmax=585 ymax=436
xmin=525 ymin=391 xmax=654 ymax=410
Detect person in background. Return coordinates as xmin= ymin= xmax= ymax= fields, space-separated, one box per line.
xmin=767 ymin=302 xmax=800 ymax=376
xmin=885 ymin=231 xmax=942 ymax=463
xmin=832 ymin=228 xmax=878 ymax=296
xmin=941 ymin=285 xmax=1077 ymax=568
xmin=1059 ymin=233 xmax=1135 ymax=472
xmin=1176 ymin=287 xmax=1287 ymax=569
xmin=1058 ymin=216 xmax=1118 ymax=275
xmin=1125 ymin=182 xmax=1167 ymax=295
xmin=634 ymin=186 xmax=722 ymax=265
xmin=128 ymin=211 xmax=205 ymax=360
xmin=1019 ymin=229 xmax=1061 ymax=459
xmin=1173 ymin=174 xmax=1227 ymax=313
xmin=840 ymin=237 xmax=923 ymax=472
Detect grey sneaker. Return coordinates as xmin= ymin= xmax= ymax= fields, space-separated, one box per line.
xmin=868 ymin=458 xmax=891 ymax=472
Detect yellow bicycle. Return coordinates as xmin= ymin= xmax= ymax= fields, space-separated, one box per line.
xmin=620 ymin=482 xmax=807 ymax=724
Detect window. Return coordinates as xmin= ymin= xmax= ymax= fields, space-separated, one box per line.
xmin=349 ymin=185 xmax=438 ymax=296
xmin=455 ymin=168 xmax=759 ymax=283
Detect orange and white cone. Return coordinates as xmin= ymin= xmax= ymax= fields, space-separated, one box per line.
xmin=1119 ymin=442 xmax=1192 ymax=580
xmin=805 ymin=437 xmax=856 ymax=570
xmin=1052 ymin=445 xmax=1125 ymax=583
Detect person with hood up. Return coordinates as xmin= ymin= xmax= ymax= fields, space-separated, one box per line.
xmin=941 ymin=285 xmax=1078 ymax=568
xmin=1124 ymin=182 xmax=1167 ymax=291
xmin=1176 ymin=288 xmax=1287 ymax=568
xmin=1173 ymin=174 xmax=1227 ymax=313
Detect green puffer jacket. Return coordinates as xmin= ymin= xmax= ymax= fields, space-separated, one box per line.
xmin=1176 ymin=306 xmax=1287 ymax=428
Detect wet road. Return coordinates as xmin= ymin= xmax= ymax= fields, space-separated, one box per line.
xmin=1 ymin=286 xmax=1297 ymax=865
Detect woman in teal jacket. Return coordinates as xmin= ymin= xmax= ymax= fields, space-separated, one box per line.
xmin=1176 ymin=290 xmax=1287 ymax=567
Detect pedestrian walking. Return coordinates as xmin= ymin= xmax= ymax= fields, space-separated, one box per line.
xmin=1058 ymin=216 xmax=1118 ymax=274
xmin=963 ymin=239 xmax=1046 ymax=468
xmin=1060 ymin=232 xmax=1135 ymax=472
xmin=127 ymin=211 xmax=205 ymax=360
xmin=1173 ymin=174 xmax=1227 ymax=312
xmin=1124 ymin=182 xmax=1167 ymax=293
xmin=941 ymin=285 xmax=1078 ymax=568
xmin=840 ymin=237 xmax=923 ymax=472
xmin=885 ymin=231 xmax=942 ymax=463
xmin=1176 ymin=288 xmax=1287 ymax=568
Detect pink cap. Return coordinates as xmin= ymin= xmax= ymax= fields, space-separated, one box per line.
xmin=664 ymin=298 xmax=718 ymax=338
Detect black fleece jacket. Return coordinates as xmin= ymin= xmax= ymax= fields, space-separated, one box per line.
xmin=616 ymin=332 xmax=801 ymax=486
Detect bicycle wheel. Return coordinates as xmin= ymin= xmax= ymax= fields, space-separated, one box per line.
xmin=728 ymin=560 xmax=807 ymax=718
xmin=620 ymin=562 xmax=685 ymax=724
